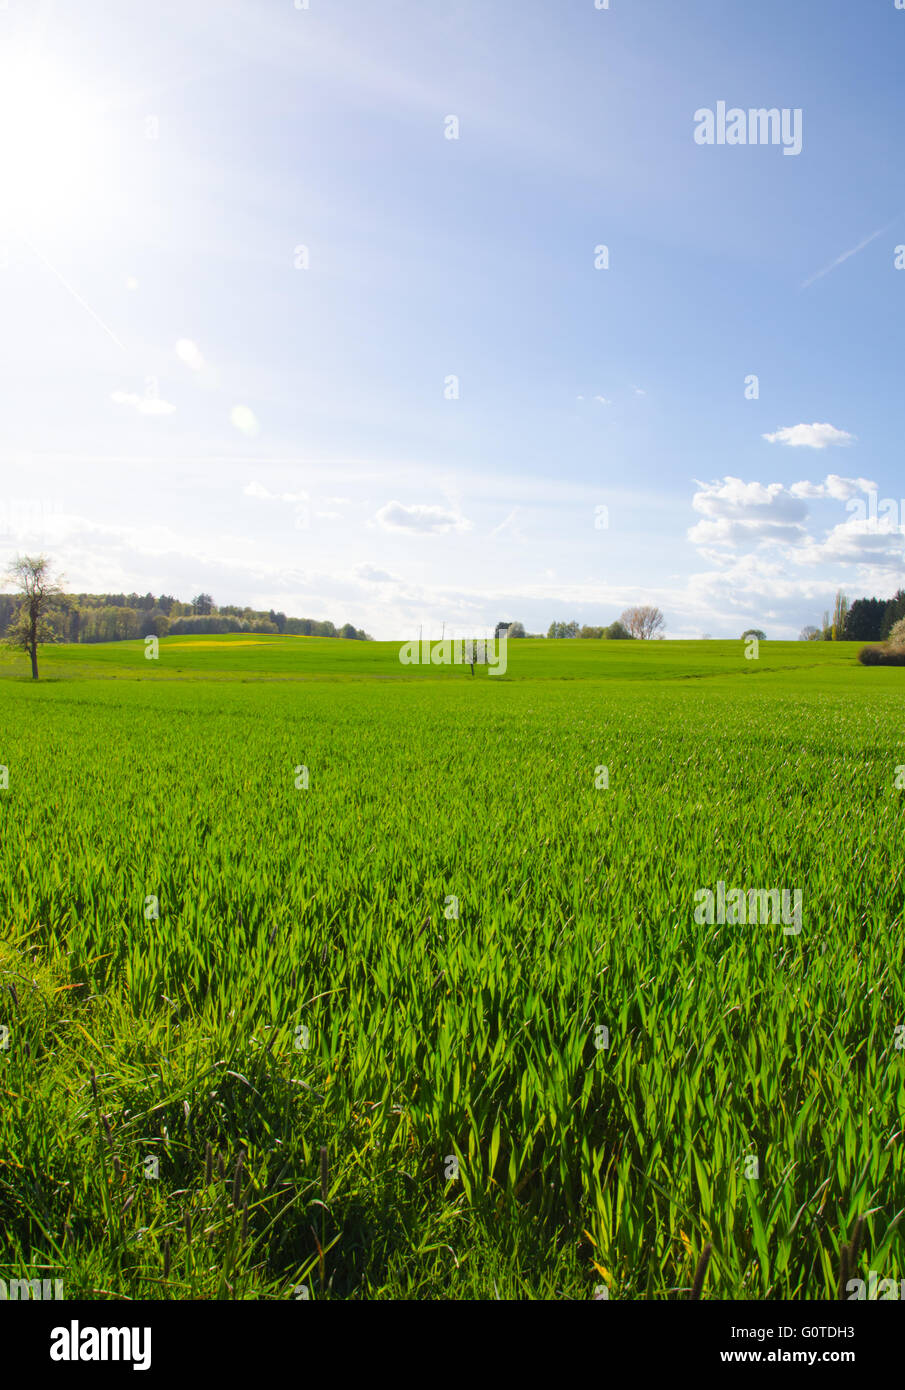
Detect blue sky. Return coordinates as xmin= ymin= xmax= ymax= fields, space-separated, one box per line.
xmin=1 ymin=0 xmax=904 ymax=638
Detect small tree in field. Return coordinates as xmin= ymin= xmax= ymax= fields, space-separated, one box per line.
xmin=3 ymin=555 xmax=66 ymax=679
xmin=620 ymin=605 xmax=665 ymax=640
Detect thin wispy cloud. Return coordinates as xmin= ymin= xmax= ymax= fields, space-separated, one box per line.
xmin=24 ymin=233 xmax=127 ymax=351
xmin=243 ymin=482 xmax=308 ymax=504
xmin=110 ymin=390 xmax=176 ymax=416
xmin=489 ymin=508 xmax=521 ymax=538
xmin=801 ymin=217 xmax=900 ymax=290
xmin=373 ymin=501 xmax=472 ymax=535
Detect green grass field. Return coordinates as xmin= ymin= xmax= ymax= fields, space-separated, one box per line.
xmin=1 ymin=636 xmax=902 ymax=1299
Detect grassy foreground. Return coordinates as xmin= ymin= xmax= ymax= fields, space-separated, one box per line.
xmin=0 ymin=636 xmax=902 ymax=1299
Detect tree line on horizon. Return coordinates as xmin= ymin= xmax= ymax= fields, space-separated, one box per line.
xmin=505 ymin=606 xmax=667 ymax=641
xmin=799 ymin=588 xmax=905 ymax=644
xmin=0 ymin=567 xmax=373 ymax=649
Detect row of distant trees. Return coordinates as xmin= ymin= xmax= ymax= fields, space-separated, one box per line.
xmin=505 ymin=606 xmax=666 ymax=641
xmin=0 ymin=582 xmax=372 ymax=645
xmin=0 ymin=557 xmax=373 ymax=676
xmin=799 ymin=589 xmax=905 ymax=643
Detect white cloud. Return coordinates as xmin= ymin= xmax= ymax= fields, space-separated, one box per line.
xmin=763 ymin=423 xmax=855 ymax=449
xmin=110 ymin=390 xmax=176 ymax=416
xmin=687 ymin=475 xmax=905 ymax=612
xmin=354 ymin=563 xmax=396 ymax=583
xmin=175 ymin=338 xmax=205 ymax=371
xmin=794 ymin=517 xmax=905 ymax=570
xmin=683 ymin=553 xmax=836 ymax=635
xmin=692 ymin=476 xmax=808 ymax=529
xmin=823 ymin=473 xmax=874 ymax=499
xmin=373 ymin=500 xmax=472 ymax=534
xmin=790 ymin=474 xmax=876 ymax=500
xmin=244 ymin=481 xmax=308 ymax=505
xmin=688 ymin=516 xmax=808 ymax=548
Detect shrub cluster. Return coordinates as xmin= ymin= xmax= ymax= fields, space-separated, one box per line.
xmin=858 ymin=643 xmax=905 ymax=666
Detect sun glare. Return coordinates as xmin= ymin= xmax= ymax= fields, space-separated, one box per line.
xmin=0 ymin=40 xmax=108 ymax=233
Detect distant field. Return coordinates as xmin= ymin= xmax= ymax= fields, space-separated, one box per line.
xmin=0 ymin=636 xmax=902 ymax=1299
xmin=0 ymin=632 xmax=880 ymax=682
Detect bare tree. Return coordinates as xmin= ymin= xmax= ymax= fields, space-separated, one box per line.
xmin=3 ymin=555 xmax=66 ymax=679
xmin=620 ymin=605 xmax=665 ymax=640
